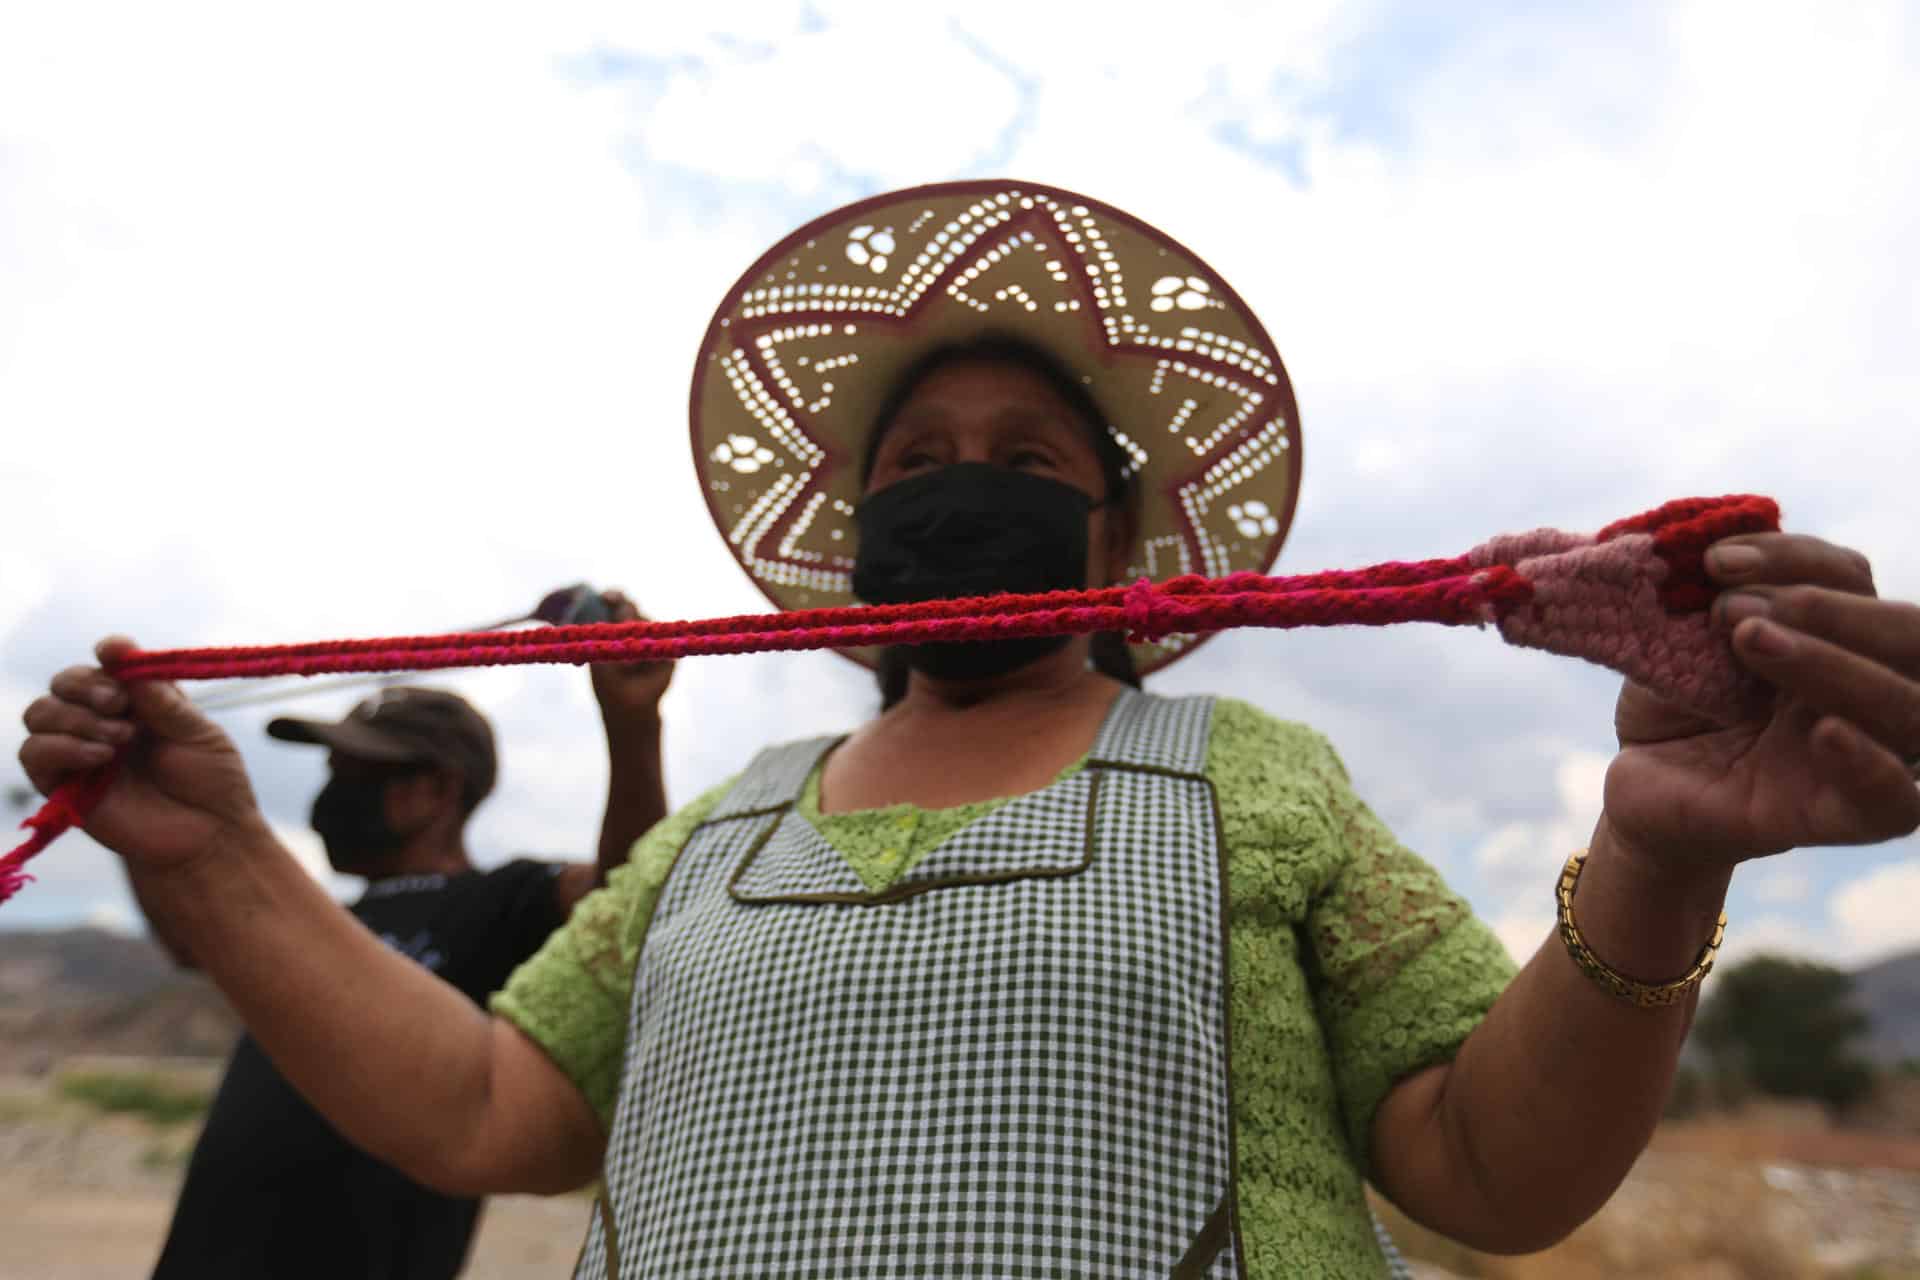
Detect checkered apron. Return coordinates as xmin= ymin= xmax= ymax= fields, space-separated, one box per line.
xmin=574 ymin=690 xmax=1405 ymax=1278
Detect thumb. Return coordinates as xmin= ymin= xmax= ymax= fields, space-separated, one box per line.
xmin=95 ymin=636 xmax=217 ymax=745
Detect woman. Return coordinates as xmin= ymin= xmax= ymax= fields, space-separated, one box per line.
xmin=20 ymin=182 xmax=1920 ymax=1278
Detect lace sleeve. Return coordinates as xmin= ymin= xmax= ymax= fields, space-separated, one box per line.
xmin=1298 ymin=738 xmax=1517 ymax=1174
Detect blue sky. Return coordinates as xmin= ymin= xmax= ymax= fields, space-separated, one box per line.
xmin=2 ymin=0 xmax=1917 ymax=970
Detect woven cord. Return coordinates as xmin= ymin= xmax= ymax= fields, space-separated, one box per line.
xmin=1 ymin=495 xmax=1779 ymax=904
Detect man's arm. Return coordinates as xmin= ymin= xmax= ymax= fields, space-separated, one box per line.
xmin=551 ymin=711 xmax=667 ymax=913
xmin=595 ymin=707 xmax=669 ymax=878
xmin=553 ymin=589 xmax=673 ymax=916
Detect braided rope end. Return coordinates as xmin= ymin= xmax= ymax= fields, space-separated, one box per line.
xmin=0 ymin=814 xmax=59 ymax=905
xmin=0 ymin=765 xmax=118 ymax=907
xmin=1600 ymin=494 xmax=1781 ymax=611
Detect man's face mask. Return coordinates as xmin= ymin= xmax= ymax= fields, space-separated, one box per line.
xmin=851 ymin=462 xmax=1104 ymax=681
xmin=311 ymin=766 xmax=420 ymax=871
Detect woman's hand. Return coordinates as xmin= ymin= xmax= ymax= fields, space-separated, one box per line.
xmin=18 ymin=636 xmax=268 ymax=873
xmin=1380 ymin=532 xmax=1919 ymax=1255
xmin=1602 ymin=535 xmax=1920 ymax=871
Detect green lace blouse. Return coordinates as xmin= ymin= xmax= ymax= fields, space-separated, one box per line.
xmin=492 ymin=697 xmax=1516 ymax=1276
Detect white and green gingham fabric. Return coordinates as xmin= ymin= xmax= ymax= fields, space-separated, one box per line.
xmin=573 ymin=690 xmax=1412 ymax=1278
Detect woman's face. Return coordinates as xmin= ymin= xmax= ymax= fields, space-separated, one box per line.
xmin=865 ymin=360 xmax=1129 ymax=585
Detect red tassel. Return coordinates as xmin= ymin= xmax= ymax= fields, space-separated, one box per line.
xmin=1 ymin=765 xmax=117 ymax=904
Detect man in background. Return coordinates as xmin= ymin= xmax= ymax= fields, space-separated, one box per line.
xmin=133 ymin=592 xmax=670 ymax=1280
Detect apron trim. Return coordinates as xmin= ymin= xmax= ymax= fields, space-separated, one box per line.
xmin=597 ymin=1195 xmax=624 ymax=1280
xmin=1171 ymin=1197 xmax=1232 ymax=1278
xmin=726 ymin=770 xmax=1103 ymax=906
xmin=1084 ymin=756 xmax=1210 ymax=784
xmin=690 ymin=800 xmax=795 ymax=829
xmin=1204 ymin=771 xmax=1249 ymax=1279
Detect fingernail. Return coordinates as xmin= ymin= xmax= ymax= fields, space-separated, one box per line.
xmin=1743 ymin=618 xmax=1794 ymax=658
xmin=1711 ymin=546 xmax=1762 ymax=577
xmin=1720 ymin=592 xmax=1771 ymax=626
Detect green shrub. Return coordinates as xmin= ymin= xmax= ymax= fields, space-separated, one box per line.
xmin=57 ymin=1070 xmax=212 ymax=1126
xmin=139 ymin=1140 xmax=193 ymax=1170
xmin=1693 ymin=954 xmax=1875 ymax=1108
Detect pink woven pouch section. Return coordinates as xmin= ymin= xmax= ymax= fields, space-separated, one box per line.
xmin=1469 ymin=495 xmax=1778 ymax=723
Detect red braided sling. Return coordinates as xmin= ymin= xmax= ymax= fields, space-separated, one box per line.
xmin=1 ymin=494 xmax=1778 ymax=905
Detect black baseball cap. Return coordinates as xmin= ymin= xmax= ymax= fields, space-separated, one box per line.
xmin=268 ymin=687 xmax=497 ymax=810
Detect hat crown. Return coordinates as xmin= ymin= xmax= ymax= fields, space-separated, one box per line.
xmin=349 ymin=687 xmax=497 ymax=805
xmin=352 ymin=686 xmax=468 ymax=726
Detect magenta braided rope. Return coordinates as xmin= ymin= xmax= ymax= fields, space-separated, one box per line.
xmin=108 ymin=557 xmax=1488 ymax=678
xmin=0 ymin=495 xmax=1780 ymax=905
xmin=110 ymin=573 xmax=1518 ymax=682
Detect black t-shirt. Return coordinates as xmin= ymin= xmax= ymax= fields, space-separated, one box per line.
xmin=151 ymin=859 xmax=567 ymax=1280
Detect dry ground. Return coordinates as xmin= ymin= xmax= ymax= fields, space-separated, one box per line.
xmin=6 ymin=1182 xmax=592 ymax=1280
xmin=6 ymin=1072 xmax=1919 ymax=1279
xmin=1 ymin=1071 xmax=591 ymax=1280
xmin=1374 ymin=1119 xmax=1920 ymax=1280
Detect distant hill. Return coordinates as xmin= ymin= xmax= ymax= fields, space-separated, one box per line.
xmin=1855 ymin=950 xmax=1920 ymax=1068
xmin=0 ymin=927 xmax=239 ymax=1071
xmin=2 ymin=925 xmax=1917 ymax=1075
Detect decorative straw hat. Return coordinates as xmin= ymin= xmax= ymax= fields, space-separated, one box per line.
xmin=690 ymin=179 xmax=1300 ymax=674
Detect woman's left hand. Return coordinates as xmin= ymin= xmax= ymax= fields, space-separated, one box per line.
xmin=1602 ymin=533 xmax=1920 ymax=870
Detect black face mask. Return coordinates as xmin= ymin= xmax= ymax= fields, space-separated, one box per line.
xmin=311 ymin=771 xmax=413 ymax=871
xmin=852 ymin=462 xmax=1100 ymax=681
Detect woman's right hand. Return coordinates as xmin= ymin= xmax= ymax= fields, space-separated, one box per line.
xmin=19 ymin=637 xmax=268 ymax=873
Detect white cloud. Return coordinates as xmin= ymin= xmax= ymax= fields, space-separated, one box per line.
xmin=1752 ymin=867 xmax=1812 ymax=906
xmin=272 ymin=822 xmax=360 ymax=901
xmin=636 ymin=14 xmax=1022 ymax=186
xmin=83 ymin=899 xmax=138 ymax=935
xmin=1473 ymin=750 xmax=1610 ymax=888
xmin=1489 ymin=908 xmax=1553 ymax=968
xmin=1 ymin=2 xmax=1917 ymax=978
xmin=0 ymin=547 xmax=53 ymax=641
xmin=1828 ymin=859 xmax=1920 ymax=967
xmin=1713 ymin=912 xmax=1837 ymax=972
xmin=1684 ymin=858 xmax=1920 ymax=971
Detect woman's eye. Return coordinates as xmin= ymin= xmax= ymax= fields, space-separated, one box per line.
xmin=896 ymin=450 xmax=937 ymax=471
xmin=1007 ymin=449 xmax=1055 ymax=470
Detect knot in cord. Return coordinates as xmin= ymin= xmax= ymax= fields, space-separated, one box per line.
xmin=1122 ymin=577 xmax=1160 ymax=644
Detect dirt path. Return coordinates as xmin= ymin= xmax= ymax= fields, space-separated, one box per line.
xmin=6 ymin=1178 xmax=592 ymax=1280
xmin=0 ymin=1097 xmax=593 ymax=1280
xmin=1652 ymin=1118 xmax=1920 ymax=1172
xmin=1373 ymin=1140 xmax=1920 ymax=1280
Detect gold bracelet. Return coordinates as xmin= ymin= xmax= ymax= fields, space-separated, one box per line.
xmin=1555 ymin=847 xmax=1727 ymax=1008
